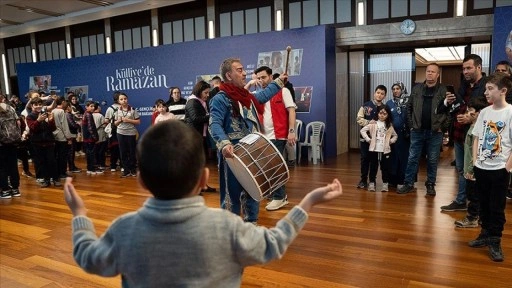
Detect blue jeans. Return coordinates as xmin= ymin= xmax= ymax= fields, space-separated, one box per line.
xmin=218 ymin=154 xmax=259 ymax=222
xmin=271 ymin=139 xmax=287 ymax=200
xmin=84 ymin=142 xmax=96 ymax=172
xmin=404 ymin=129 xmax=443 ymax=185
xmin=454 ymin=141 xmax=466 ymax=204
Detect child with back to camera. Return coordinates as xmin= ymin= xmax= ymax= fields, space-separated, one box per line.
xmin=360 ymin=105 xmax=397 ymax=192
xmin=64 ymin=121 xmax=343 ymax=287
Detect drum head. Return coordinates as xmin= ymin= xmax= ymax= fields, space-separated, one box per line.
xmin=226 ymin=157 xmax=264 ymax=201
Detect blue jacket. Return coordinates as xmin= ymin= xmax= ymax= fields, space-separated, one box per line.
xmin=209 ymin=82 xmax=282 ymax=150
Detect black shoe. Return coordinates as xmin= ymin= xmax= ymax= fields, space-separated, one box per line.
xmin=40 ymin=181 xmax=51 ymax=188
xmin=426 ymin=183 xmax=436 ymax=196
xmin=121 ymin=172 xmax=130 ymax=178
xmin=440 ymin=201 xmax=466 ymax=211
xmin=201 ymin=185 xmax=216 ymax=192
xmin=450 ymin=160 xmax=456 ymax=166
xmin=469 ymin=231 xmax=489 ymax=248
xmin=488 ymin=237 xmax=504 ymax=262
xmin=0 ymin=190 xmax=12 ymax=199
xmin=357 ymin=181 xmax=367 ymax=189
xmin=10 ymin=189 xmax=21 ymax=197
xmin=397 ymin=183 xmax=414 ymax=194
xmin=507 ymin=190 xmax=512 ymax=200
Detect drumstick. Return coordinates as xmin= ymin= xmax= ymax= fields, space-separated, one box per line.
xmin=284 ymin=46 xmax=292 ymax=75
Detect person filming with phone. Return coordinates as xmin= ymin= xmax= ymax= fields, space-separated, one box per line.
xmin=439 ymin=54 xmax=487 ymax=215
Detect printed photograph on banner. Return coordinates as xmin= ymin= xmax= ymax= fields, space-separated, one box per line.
xmin=29 ymin=75 xmax=51 ymax=94
xmin=196 ymin=74 xmax=221 ymax=85
xmin=64 ymin=86 xmax=89 ymax=104
xmin=491 ymin=7 xmax=512 ymax=66
xmin=257 ymin=48 xmax=303 ymax=76
xmin=294 ymin=86 xmax=313 ymax=113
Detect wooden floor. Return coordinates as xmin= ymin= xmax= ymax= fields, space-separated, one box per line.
xmin=1 ymin=147 xmax=511 ymax=287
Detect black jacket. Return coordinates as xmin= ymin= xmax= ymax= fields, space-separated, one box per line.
xmin=184 ymin=98 xmax=209 ymax=135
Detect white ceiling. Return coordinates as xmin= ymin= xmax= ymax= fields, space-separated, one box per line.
xmin=0 ymin=0 xmax=194 ymax=39
xmin=415 ymin=46 xmax=467 ymax=65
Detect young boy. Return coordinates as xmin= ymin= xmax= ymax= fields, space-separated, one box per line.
xmin=469 ymin=73 xmax=512 ymax=262
xmin=453 ymin=97 xmax=489 ymax=228
xmin=92 ymin=103 xmax=107 ymax=170
xmin=64 ymin=121 xmax=342 ymax=287
xmin=81 ymin=101 xmax=102 ymax=175
xmin=356 ymin=85 xmax=387 ymax=190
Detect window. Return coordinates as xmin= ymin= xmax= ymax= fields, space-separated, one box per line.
xmin=288 ymin=0 xmax=354 ymax=29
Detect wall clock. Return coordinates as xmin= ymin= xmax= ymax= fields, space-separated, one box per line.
xmin=400 ymin=19 xmax=416 ymax=35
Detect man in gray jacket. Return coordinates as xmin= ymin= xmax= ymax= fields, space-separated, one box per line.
xmin=397 ymin=63 xmax=451 ymax=196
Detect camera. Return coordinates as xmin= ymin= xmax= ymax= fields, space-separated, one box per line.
xmin=41 ymin=107 xmax=47 ymax=114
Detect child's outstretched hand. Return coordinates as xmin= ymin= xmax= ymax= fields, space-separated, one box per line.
xmin=299 ymin=179 xmax=343 ymax=212
xmin=63 ymin=177 xmax=87 ymax=217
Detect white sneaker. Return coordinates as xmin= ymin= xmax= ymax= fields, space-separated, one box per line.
xmin=86 ymin=171 xmax=96 ymax=175
xmin=381 ymin=183 xmax=388 ymax=192
xmin=368 ymin=182 xmax=376 ymax=192
xmin=265 ymin=198 xmax=289 ymax=211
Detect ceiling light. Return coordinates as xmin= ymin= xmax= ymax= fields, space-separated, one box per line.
xmin=415 ymin=46 xmax=466 ymax=63
xmin=78 ymin=0 xmax=113 ymax=6
xmin=6 ymin=4 xmax=64 ymax=17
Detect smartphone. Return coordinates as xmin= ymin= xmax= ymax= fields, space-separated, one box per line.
xmin=446 ymin=85 xmax=455 ymax=94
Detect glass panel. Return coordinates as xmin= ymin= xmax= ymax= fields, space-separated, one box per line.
xmin=7 ymin=49 xmax=15 ymax=74
xmin=162 ymin=22 xmax=173 ymax=44
xmin=303 ymin=0 xmax=318 ymax=27
xmin=184 ymin=18 xmax=195 ymax=42
xmin=232 ymin=10 xmax=244 ymax=35
xmin=373 ymin=0 xmax=389 ymax=19
xmin=496 ymin=0 xmax=512 ymax=7
xmin=173 ymin=21 xmax=183 ymax=43
xmin=142 ymin=26 xmax=151 ymax=47
xmin=82 ymin=36 xmax=89 ymax=56
xmin=18 ymin=47 xmax=26 ymax=63
xmin=289 ymin=2 xmax=301 ymax=29
xmin=220 ymin=12 xmax=231 ymax=37
xmin=369 ymin=52 xmax=413 ymax=105
xmin=13 ymin=47 xmax=20 ymax=64
xmin=391 ymin=0 xmax=408 ymax=17
xmin=114 ymin=30 xmax=123 ymax=51
xmin=52 ymin=42 xmax=59 ymax=60
xmin=320 ymin=0 xmax=335 ymax=24
xmin=25 ymin=46 xmax=32 ymax=63
xmin=45 ymin=43 xmax=52 ymax=61
xmin=195 ymin=17 xmax=205 ymax=40
xmin=259 ymin=6 xmax=271 ymax=32
xmin=410 ymin=0 xmax=427 ymax=15
xmin=336 ymin=0 xmax=351 ymax=23
xmin=471 ymin=43 xmax=490 ymax=76
xmin=473 ymin=0 xmax=493 ymax=9
xmin=38 ymin=44 xmax=45 ymax=61
xmin=245 ymin=8 xmax=258 ymax=34
xmin=89 ymin=35 xmax=98 ymax=55
xmin=97 ymin=33 xmax=105 ymax=54
xmin=74 ymin=38 xmax=81 ymax=57
xmin=123 ymin=29 xmax=132 ymax=50
xmin=132 ymin=27 xmax=142 ymax=49
xmin=58 ymin=40 xmax=65 ymax=59
xmin=430 ymin=0 xmax=447 ymax=13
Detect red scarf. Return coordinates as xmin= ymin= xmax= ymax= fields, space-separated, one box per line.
xmin=220 ymin=83 xmax=264 ymax=115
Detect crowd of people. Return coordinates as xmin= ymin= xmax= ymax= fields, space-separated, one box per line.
xmin=356 ymin=55 xmax=512 ymax=262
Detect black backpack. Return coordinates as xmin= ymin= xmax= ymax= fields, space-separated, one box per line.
xmin=0 ymin=105 xmax=22 ymax=145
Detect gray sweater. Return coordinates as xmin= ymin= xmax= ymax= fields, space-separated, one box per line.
xmin=71 ymin=196 xmax=308 ymax=287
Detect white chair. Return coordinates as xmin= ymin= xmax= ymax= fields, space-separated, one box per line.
xmin=298 ymin=121 xmax=325 ymax=164
xmin=293 ymin=119 xmax=303 ymax=161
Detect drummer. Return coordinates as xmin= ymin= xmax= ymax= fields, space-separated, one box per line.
xmin=209 ymin=57 xmax=288 ymax=223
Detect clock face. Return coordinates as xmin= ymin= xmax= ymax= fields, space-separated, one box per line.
xmin=400 ymin=19 xmax=416 ymax=35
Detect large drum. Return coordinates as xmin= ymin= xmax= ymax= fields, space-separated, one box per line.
xmin=225 ymin=133 xmax=289 ymax=201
